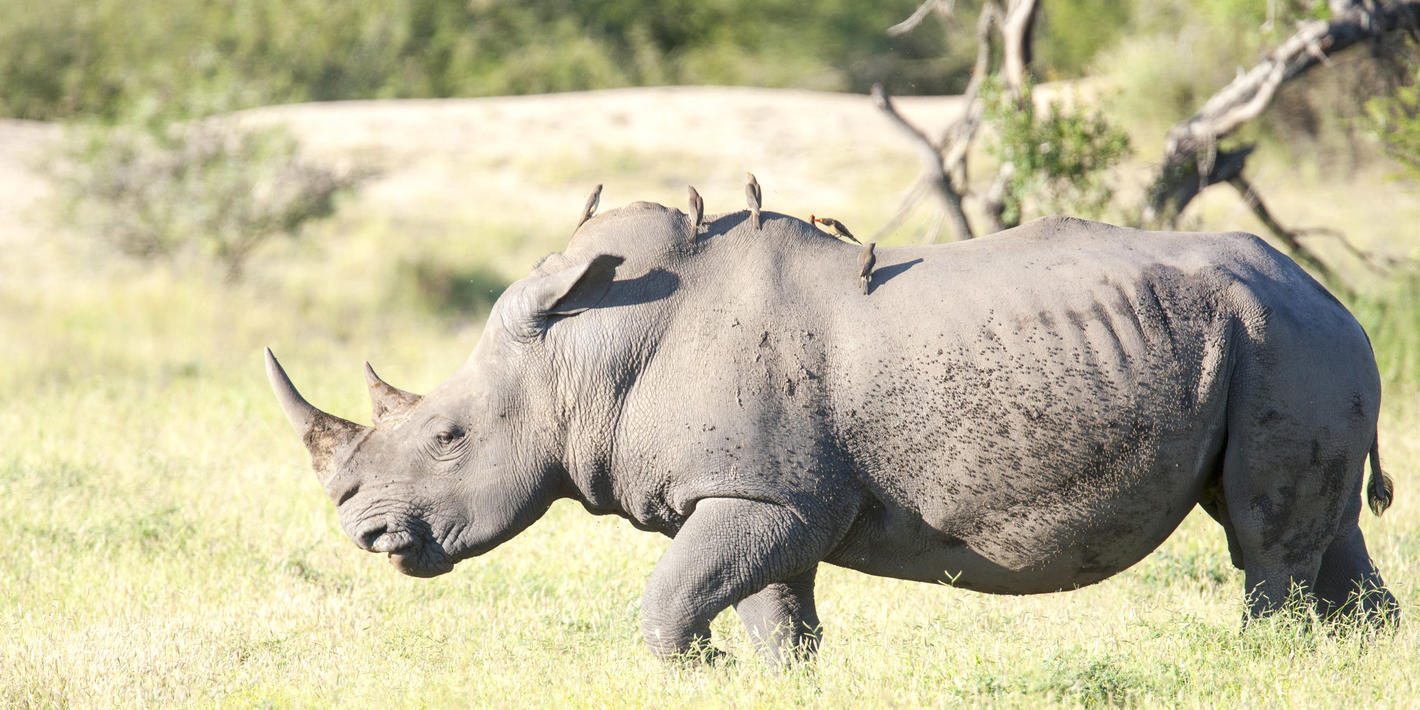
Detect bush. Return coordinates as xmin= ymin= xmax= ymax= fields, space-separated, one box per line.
xmin=0 ymin=0 xmax=967 ymax=121
xmin=48 ymin=114 xmax=362 ymax=282
xmin=1365 ymin=77 xmax=1420 ymax=182
xmin=981 ymin=80 xmax=1132 ymax=226
xmin=390 ymin=256 xmax=509 ymax=318
xmin=1349 ymin=269 xmax=1420 ymax=393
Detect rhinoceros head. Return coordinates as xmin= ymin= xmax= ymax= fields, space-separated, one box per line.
xmin=265 ymin=250 xmax=626 ymax=577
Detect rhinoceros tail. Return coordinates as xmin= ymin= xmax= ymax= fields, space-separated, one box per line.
xmin=1367 ymin=432 xmax=1394 ymax=516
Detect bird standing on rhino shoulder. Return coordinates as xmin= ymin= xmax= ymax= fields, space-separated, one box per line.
xmin=745 ymin=172 xmax=762 ymax=229
xmin=812 ymin=215 xmax=861 ymax=244
xmin=858 ymin=242 xmax=876 ymax=294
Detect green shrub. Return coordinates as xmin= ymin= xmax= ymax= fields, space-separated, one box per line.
xmin=1365 ymin=80 xmax=1420 ymax=182
xmin=1349 ymin=269 xmax=1420 ymax=393
xmin=47 ymin=114 xmax=362 ymax=282
xmin=0 ymin=0 xmax=968 ymax=121
xmin=982 ymin=80 xmax=1132 ymax=226
xmin=389 ymin=257 xmax=509 ymax=319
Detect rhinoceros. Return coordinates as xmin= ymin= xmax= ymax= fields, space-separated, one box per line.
xmin=266 ymin=197 xmax=1397 ymax=662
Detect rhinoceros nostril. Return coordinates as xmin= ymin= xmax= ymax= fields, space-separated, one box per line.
xmin=357 ymin=524 xmax=387 ymax=550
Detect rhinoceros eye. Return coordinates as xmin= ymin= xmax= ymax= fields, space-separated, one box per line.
xmin=421 ymin=419 xmax=468 ymax=461
xmin=435 ymin=426 xmax=464 ymax=446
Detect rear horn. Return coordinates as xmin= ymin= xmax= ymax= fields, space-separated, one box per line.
xmin=364 ymin=362 xmax=423 ymax=427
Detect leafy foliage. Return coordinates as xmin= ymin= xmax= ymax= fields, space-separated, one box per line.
xmin=0 ymin=0 xmax=961 ymax=121
xmin=1365 ymin=80 xmax=1420 ymax=181
xmin=0 ymin=0 xmax=1271 ymax=123
xmin=981 ymin=80 xmax=1132 ymax=226
xmin=48 ymin=114 xmax=361 ymax=281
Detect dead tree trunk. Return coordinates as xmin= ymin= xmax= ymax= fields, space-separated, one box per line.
xmin=871 ymin=84 xmax=975 ymax=241
xmin=1144 ymin=0 xmax=1420 ymax=227
xmin=874 ymin=0 xmax=1039 ymax=242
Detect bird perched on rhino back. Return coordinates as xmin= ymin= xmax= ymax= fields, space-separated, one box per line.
xmin=745 ymin=172 xmax=762 ymax=229
xmin=576 ymin=184 xmax=602 ymax=229
xmin=812 ymin=215 xmax=861 ymax=244
xmin=858 ymin=242 xmax=876 ymax=294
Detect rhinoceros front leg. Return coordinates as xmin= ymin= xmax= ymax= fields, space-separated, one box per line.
xmin=733 ymin=567 xmax=821 ymax=663
xmin=640 ymin=497 xmax=837 ymax=662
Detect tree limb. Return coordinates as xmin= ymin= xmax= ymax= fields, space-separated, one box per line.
xmin=873 ymin=0 xmax=1037 ymax=242
xmin=1145 ymin=0 xmax=1420 ymax=226
xmin=888 ymin=0 xmax=956 ymax=37
xmin=1227 ymin=175 xmax=1344 ymax=291
xmin=871 ymin=178 xmax=930 ymax=242
xmin=938 ymin=2 xmax=999 ymax=183
xmin=1294 ymin=226 xmax=1397 ymax=272
xmin=871 ymin=84 xmax=974 ymax=240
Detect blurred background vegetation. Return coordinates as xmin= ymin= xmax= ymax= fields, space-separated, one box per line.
xmin=0 ymin=0 xmax=1372 ymax=122
xmin=3 ymin=0 xmax=1415 ymax=328
xmin=4 ymin=0 xmax=1416 ymax=373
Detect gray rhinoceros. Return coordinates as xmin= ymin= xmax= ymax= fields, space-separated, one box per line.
xmin=266 ymin=197 xmax=1397 ymax=662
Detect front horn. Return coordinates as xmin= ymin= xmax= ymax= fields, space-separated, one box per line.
xmin=264 ymin=347 xmax=367 ymax=479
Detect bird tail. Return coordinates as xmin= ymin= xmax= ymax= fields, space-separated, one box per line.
xmin=860 ymin=277 xmax=869 ymax=295
xmin=752 ymin=211 xmax=761 ymax=230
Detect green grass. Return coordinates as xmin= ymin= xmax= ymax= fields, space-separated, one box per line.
xmin=4 ymin=139 xmax=1420 ymax=708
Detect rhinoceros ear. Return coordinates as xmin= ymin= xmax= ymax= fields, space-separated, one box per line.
xmin=527 ymin=253 xmax=624 ymax=319
xmin=364 ymin=362 xmax=422 ymax=428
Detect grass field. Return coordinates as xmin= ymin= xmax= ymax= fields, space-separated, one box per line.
xmin=2 ymin=88 xmax=1419 ymax=707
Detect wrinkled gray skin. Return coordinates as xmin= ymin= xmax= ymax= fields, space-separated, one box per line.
xmin=267 ymin=204 xmax=1398 ymax=663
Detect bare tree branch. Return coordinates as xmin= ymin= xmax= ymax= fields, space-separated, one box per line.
xmin=873 ymin=0 xmax=1038 ymax=242
xmin=1294 ymin=226 xmax=1397 ymax=272
xmin=938 ymin=2 xmax=1000 ymax=180
xmin=922 ymin=207 xmax=947 ymax=244
xmin=1227 ymin=175 xmax=1343 ymax=290
xmin=1145 ymin=0 xmax=1420 ymax=226
xmin=888 ymin=0 xmax=956 ymax=37
xmin=979 ymin=162 xmax=1015 ymax=234
xmin=871 ymin=84 xmax=974 ymax=240
xmin=872 ymin=178 xmax=930 ymax=242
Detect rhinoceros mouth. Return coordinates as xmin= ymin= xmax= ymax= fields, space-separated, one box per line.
xmin=363 ymin=526 xmax=456 ymax=577
xmin=388 ymin=548 xmax=454 ymax=577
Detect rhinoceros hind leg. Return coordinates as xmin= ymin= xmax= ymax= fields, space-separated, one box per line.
xmin=1314 ymin=525 xmax=1400 ymax=627
xmin=1219 ymin=433 xmax=1344 ymax=621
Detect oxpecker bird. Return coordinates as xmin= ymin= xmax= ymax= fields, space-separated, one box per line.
xmin=858 ymin=242 xmax=877 ymax=295
xmin=745 ymin=172 xmax=762 ymax=230
xmin=576 ymin=184 xmax=603 ymax=229
xmin=688 ymin=185 xmax=704 ymax=230
xmin=812 ymin=215 xmax=861 ymax=244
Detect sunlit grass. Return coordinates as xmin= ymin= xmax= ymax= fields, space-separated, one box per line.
xmin=4 ymin=93 xmax=1420 ymax=707
xmin=3 ymin=220 xmax=1418 ymax=709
